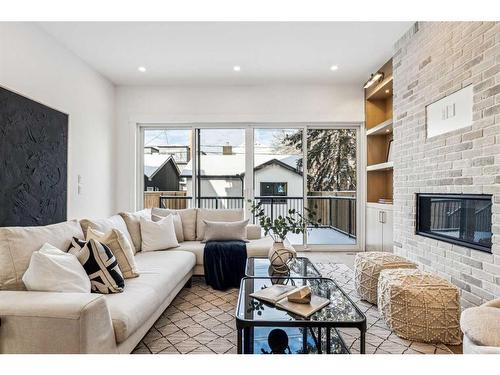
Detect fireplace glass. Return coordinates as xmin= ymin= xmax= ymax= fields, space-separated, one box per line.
xmin=416 ymin=194 xmax=492 ymax=252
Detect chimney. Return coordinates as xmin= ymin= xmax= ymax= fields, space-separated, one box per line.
xmin=222 ymin=142 xmax=233 ymax=155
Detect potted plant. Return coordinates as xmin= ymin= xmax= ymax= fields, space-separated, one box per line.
xmin=249 ymin=200 xmax=320 ymax=273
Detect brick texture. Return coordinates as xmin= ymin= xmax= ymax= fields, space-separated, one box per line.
xmin=393 ymin=22 xmax=500 ymax=308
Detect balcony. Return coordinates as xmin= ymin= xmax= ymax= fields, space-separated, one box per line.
xmin=145 ymin=192 xmax=356 ymax=245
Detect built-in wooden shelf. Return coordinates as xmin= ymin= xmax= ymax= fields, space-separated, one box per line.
xmin=366 ymin=118 xmax=393 ymax=136
xmin=365 ymin=58 xmax=394 ymax=205
xmin=366 ymin=76 xmax=393 ymax=101
xmin=367 ymin=161 xmax=393 ymax=172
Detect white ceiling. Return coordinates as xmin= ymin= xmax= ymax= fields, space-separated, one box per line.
xmin=38 ymin=22 xmax=413 ymax=86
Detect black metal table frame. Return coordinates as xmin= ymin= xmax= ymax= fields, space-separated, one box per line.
xmin=245 ymin=256 xmax=322 ymax=279
xmin=235 ymin=276 xmax=367 ymax=354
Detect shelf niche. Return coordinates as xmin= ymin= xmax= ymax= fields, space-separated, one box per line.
xmin=365 ymin=58 xmax=393 ymax=205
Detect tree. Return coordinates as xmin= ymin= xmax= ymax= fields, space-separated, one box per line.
xmin=281 ymin=129 xmax=357 ymax=192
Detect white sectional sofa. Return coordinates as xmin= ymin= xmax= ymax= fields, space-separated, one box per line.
xmin=0 ymin=208 xmax=270 ymax=353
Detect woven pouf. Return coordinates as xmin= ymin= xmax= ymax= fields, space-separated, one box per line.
xmin=354 ymin=252 xmax=417 ymax=304
xmin=378 ymin=269 xmax=462 ymax=345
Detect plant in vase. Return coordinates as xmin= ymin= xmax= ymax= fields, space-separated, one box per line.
xmin=249 ymin=200 xmax=320 ymax=273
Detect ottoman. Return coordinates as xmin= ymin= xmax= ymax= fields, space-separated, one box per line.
xmin=460 ymin=297 xmax=500 ymax=354
xmin=354 ymin=252 xmax=417 ymax=304
xmin=378 ymin=269 xmax=462 ymax=345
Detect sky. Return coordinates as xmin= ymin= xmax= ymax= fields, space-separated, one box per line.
xmin=144 ymin=128 xmax=302 ymax=155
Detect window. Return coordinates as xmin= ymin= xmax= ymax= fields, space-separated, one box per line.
xmin=260 ymin=182 xmax=287 ymax=196
xmin=140 ymin=124 xmax=360 ymax=250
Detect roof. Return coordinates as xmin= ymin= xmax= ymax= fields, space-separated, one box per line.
xmin=180 ymin=154 xmax=301 ymax=177
xmin=144 ymin=154 xmax=181 ymax=179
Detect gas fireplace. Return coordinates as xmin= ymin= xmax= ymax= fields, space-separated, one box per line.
xmin=416 ymin=193 xmax=492 ymax=253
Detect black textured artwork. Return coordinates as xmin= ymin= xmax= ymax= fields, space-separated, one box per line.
xmin=0 ymin=87 xmax=68 ymax=227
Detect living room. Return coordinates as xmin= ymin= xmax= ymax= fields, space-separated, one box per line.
xmin=1 ymin=0 xmax=499 ymax=373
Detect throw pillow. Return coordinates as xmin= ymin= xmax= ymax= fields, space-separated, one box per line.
xmin=140 ymin=215 xmax=179 ymax=252
xmin=68 ymin=238 xmax=124 ymax=294
xmin=79 ymin=215 xmax=134 ymax=252
xmin=202 ymin=219 xmax=250 ymax=242
xmin=151 ymin=213 xmax=184 ymax=242
xmin=119 ymin=209 xmax=151 ymax=253
xmin=22 ymin=243 xmax=91 ymax=293
xmin=86 ymin=228 xmax=139 ymax=279
xmin=196 ymin=209 xmax=244 ymax=240
xmin=151 ymin=207 xmax=197 ymax=241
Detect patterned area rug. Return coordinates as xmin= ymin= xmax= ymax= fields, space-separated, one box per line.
xmin=132 ymin=263 xmax=461 ymax=354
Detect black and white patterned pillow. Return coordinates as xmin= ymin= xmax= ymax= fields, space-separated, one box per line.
xmin=68 ymin=237 xmax=124 ymax=294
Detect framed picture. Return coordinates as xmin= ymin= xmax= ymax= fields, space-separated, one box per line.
xmin=386 ymin=139 xmax=393 ymax=162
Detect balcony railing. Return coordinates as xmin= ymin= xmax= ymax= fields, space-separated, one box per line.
xmin=156 ymin=194 xmax=356 ymax=238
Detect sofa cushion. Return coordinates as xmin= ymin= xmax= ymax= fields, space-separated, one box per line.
xmin=86 ymin=228 xmax=139 ymax=279
xmin=105 ymin=250 xmax=195 ymax=343
xmin=140 ymin=215 xmax=179 ymax=252
xmin=152 ymin=212 xmax=184 ymax=242
xmin=202 ymin=219 xmax=249 ymax=242
xmin=119 ymin=210 xmax=151 ymax=253
xmin=68 ymin=238 xmax=125 ymax=294
xmin=461 ymin=303 xmax=500 ymax=347
xmin=175 ymin=236 xmax=273 ymax=268
xmin=22 ymin=243 xmax=91 ymax=293
xmin=152 ymin=207 xmax=197 ymax=241
xmin=196 ymin=209 xmax=244 ymax=240
xmin=80 ymin=215 xmax=134 ymax=252
xmin=0 ymin=220 xmax=84 ymax=291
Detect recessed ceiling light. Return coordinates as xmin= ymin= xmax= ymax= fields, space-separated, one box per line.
xmin=138 ymin=66 xmax=147 ymax=73
xmin=233 ymin=65 xmax=241 ymax=72
xmin=385 ymin=89 xmax=390 ymax=93
xmin=330 ymin=65 xmax=339 ymax=71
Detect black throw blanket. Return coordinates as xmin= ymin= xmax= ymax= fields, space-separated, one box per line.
xmin=203 ymin=240 xmax=247 ymax=290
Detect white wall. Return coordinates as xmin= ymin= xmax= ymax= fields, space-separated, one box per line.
xmin=255 ymin=165 xmax=303 ymax=197
xmin=0 ymin=23 xmax=116 ymax=219
xmin=116 ymin=84 xmax=363 ymax=212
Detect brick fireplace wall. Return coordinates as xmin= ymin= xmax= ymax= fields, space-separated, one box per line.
xmin=392 ymin=22 xmax=500 ymax=307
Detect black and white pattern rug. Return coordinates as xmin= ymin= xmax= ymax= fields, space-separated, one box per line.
xmin=133 ymin=263 xmax=461 ymax=354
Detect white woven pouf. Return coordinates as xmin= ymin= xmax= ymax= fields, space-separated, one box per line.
xmin=354 ymin=252 xmax=417 ymax=304
xmin=378 ymin=269 xmax=462 ymax=345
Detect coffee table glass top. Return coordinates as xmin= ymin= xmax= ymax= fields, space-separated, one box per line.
xmin=251 ymin=326 xmax=349 ymax=354
xmin=246 ymin=256 xmax=321 ymax=278
xmin=236 ymin=277 xmax=365 ymax=325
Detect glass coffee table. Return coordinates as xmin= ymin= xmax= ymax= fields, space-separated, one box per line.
xmin=235 ymin=277 xmax=366 ymax=354
xmin=245 ymin=256 xmax=321 ymax=278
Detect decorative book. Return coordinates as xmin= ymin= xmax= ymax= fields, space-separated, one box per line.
xmin=250 ymin=285 xmax=330 ymax=318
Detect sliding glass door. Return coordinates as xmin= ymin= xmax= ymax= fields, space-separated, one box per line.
xmin=306 ymin=128 xmax=357 ymax=246
xmin=253 ymin=128 xmax=304 ymax=245
xmin=139 ymin=123 xmax=360 ymax=249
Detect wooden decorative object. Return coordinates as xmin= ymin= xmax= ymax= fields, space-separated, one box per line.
xmin=287 ymin=286 xmax=312 ymax=304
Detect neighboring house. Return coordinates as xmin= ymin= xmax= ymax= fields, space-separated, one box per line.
xmin=144 ymin=154 xmax=181 ymax=191
xmin=180 ymin=153 xmax=302 ymax=198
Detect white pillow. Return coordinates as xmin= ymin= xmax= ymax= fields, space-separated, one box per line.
xmin=151 ymin=213 xmax=184 ymax=242
xmin=140 ymin=215 xmax=179 ymax=252
xmin=22 ymin=243 xmax=91 ymax=293
xmin=202 ymin=219 xmax=249 ymax=242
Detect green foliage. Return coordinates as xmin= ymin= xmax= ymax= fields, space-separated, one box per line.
xmin=249 ymin=200 xmax=320 ymax=242
xmin=281 ymin=129 xmax=357 ymax=192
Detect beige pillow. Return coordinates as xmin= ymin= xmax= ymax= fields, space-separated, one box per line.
xmin=119 ymin=210 xmax=151 ymax=253
xmin=0 ymin=220 xmax=84 ymax=291
xmin=202 ymin=219 xmax=249 ymax=242
xmin=79 ymin=215 xmax=134 ymax=254
xmin=151 ymin=207 xmax=197 ymax=241
xmin=140 ymin=215 xmax=179 ymax=252
xmin=196 ymin=209 xmax=244 ymax=240
xmin=86 ymin=228 xmax=139 ymax=279
xmin=151 ymin=213 xmax=184 ymax=242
